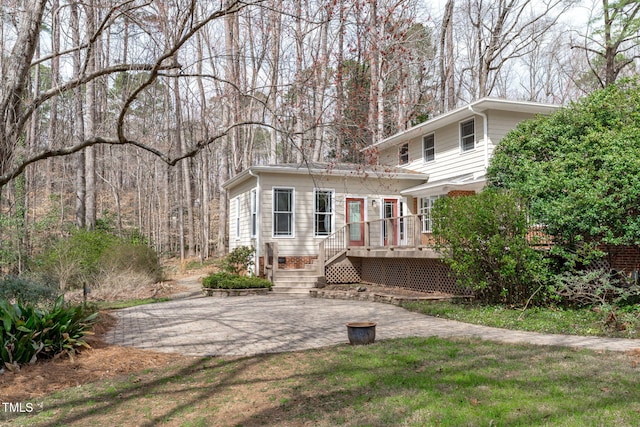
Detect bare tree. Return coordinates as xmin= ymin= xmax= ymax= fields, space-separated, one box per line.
xmin=0 ymin=0 xmax=260 ymax=189
xmin=456 ymin=0 xmax=572 ymax=100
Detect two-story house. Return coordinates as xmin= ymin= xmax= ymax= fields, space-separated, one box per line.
xmin=223 ymin=98 xmax=559 ymax=294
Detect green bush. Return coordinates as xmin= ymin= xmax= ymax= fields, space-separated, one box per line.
xmin=219 ymin=246 xmax=255 ymax=275
xmin=100 ymin=242 xmax=163 ymax=283
xmin=0 ymin=276 xmax=58 ymax=306
xmin=35 ymin=229 xmax=162 ymax=290
xmin=0 ymin=296 xmax=98 ymax=369
xmin=202 ymin=272 xmax=272 ymax=290
xmin=36 ymin=229 xmax=117 ymax=289
xmin=432 ymin=189 xmax=550 ymax=305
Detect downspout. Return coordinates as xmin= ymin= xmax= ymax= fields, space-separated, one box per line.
xmin=249 ymin=169 xmax=260 ymax=276
xmin=468 ymin=105 xmax=489 ymax=170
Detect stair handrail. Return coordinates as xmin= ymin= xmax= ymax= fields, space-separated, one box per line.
xmin=318 ymin=223 xmax=350 ymax=270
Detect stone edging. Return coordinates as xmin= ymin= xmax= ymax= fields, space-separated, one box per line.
xmin=202 ymin=288 xmax=271 ymax=297
xmin=309 ymin=289 xmax=468 ymax=306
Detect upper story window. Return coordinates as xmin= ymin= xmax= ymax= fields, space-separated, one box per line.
xmin=460 ymin=119 xmax=475 ymax=152
xmin=273 ymin=188 xmax=294 ymax=237
xmin=399 ymin=143 xmax=409 ymax=164
xmin=314 ymin=189 xmax=334 ymax=236
xmin=423 ymin=134 xmax=435 ymax=162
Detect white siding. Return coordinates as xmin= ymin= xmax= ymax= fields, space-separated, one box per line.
xmin=379 ymin=110 xmax=537 ymax=182
xmin=258 ymin=172 xmax=422 ymax=257
xmin=228 ymin=175 xmax=258 ymax=252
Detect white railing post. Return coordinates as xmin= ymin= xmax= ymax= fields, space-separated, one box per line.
xmin=364 ymin=221 xmax=370 ymax=247
xmin=318 ymin=241 xmax=326 ymax=275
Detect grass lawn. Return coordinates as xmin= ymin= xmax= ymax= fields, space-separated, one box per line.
xmin=3 ymin=336 xmax=639 ymax=427
xmin=402 ymin=301 xmax=640 ymax=338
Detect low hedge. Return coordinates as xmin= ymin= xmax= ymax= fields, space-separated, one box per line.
xmin=0 ymin=276 xmax=58 ymax=306
xmin=202 ymin=272 xmax=272 ymax=290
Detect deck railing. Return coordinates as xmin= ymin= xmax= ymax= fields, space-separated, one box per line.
xmin=318 ymin=224 xmax=349 ymax=271
xmin=318 ymin=214 xmax=552 ymax=271
xmin=318 ymin=214 xmax=442 ymax=270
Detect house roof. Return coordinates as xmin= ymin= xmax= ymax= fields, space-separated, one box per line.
xmin=400 ymin=172 xmax=486 ymax=197
xmin=222 ymin=162 xmax=429 ymax=190
xmin=370 ymin=98 xmax=560 ymax=151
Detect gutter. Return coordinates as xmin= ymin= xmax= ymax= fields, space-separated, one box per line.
xmin=249 ymin=169 xmax=260 ymax=276
xmin=468 ymin=105 xmax=489 ymax=170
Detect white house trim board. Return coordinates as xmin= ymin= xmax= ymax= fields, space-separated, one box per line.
xmin=400 ymin=173 xmax=486 ymax=198
xmin=222 ymin=163 xmax=429 ymax=191
xmin=234 ymin=197 xmax=241 ymax=240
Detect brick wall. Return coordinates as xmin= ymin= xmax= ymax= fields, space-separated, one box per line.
xmin=277 ymin=255 xmax=318 ymax=269
xmin=604 ymin=245 xmax=640 ymax=274
xmin=447 ymin=190 xmax=476 ymax=198
xmin=260 ymin=255 xmax=318 ymax=271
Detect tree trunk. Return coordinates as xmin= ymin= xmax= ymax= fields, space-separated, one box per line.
xmin=439 ymin=0 xmax=455 ymax=111
xmin=0 ymin=0 xmax=47 ymax=177
xmin=84 ymin=0 xmax=97 ymax=230
xmin=71 ymin=2 xmax=86 ymax=228
xmin=46 ymin=0 xmax=61 ymax=195
xmin=268 ymin=0 xmax=282 ymax=165
xmin=368 ymin=0 xmax=379 ymax=145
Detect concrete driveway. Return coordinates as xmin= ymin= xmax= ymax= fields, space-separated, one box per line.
xmin=104 ymin=294 xmax=640 ymax=356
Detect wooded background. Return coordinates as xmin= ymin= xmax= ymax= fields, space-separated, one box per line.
xmin=1 ymin=0 xmax=638 ymax=272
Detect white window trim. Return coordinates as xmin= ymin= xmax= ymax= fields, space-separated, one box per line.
xmin=422 ymin=133 xmax=435 ymax=162
xmin=250 ymin=188 xmax=257 ymax=238
xmin=313 ymin=188 xmax=335 ymax=237
xmin=234 ymin=197 xmax=241 ymax=240
xmin=459 ymin=118 xmax=475 ymax=152
xmin=272 ymin=187 xmax=295 ymax=238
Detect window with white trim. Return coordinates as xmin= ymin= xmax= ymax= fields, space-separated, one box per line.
xmin=273 ymin=188 xmax=294 ymax=237
xmin=314 ymin=189 xmax=334 ymax=236
xmin=234 ymin=197 xmax=241 ymax=239
xmin=399 ymin=143 xmax=409 ymax=164
xmin=419 ymin=195 xmax=444 ymax=232
xmin=250 ymin=189 xmax=257 ymax=238
xmin=423 ymin=133 xmax=435 ymax=162
xmin=460 ymin=119 xmax=475 ymax=152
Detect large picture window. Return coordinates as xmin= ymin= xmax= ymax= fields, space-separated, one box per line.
xmin=460 ymin=119 xmax=475 ymax=152
xmin=273 ymin=188 xmax=294 ymax=237
xmin=423 ymin=134 xmax=435 ymax=162
xmin=314 ymin=189 xmax=334 ymax=236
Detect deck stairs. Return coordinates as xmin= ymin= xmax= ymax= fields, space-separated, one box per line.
xmin=271 ymin=259 xmax=326 ymax=294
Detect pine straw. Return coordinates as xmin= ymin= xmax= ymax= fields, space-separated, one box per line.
xmin=0 ymin=312 xmax=194 ymax=402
